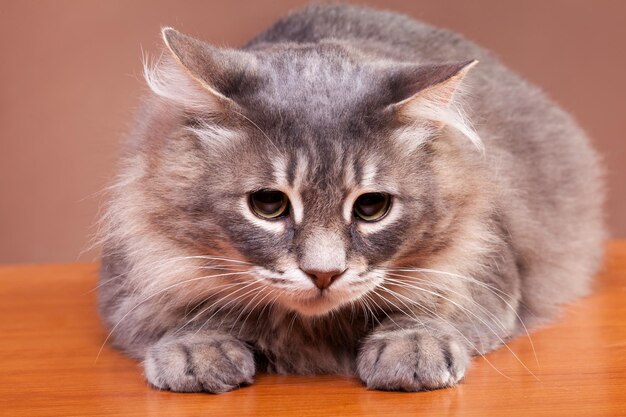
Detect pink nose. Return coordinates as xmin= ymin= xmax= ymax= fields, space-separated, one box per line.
xmin=302 ymin=268 xmax=345 ymax=289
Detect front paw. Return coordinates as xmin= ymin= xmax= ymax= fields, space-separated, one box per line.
xmin=357 ymin=327 xmax=469 ymax=391
xmin=144 ymin=332 xmax=255 ymax=393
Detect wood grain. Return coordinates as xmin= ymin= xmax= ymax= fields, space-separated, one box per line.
xmin=1 ymin=242 xmax=625 ymax=417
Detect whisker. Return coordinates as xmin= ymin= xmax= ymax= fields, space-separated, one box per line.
xmin=376 ymin=285 xmax=512 ymax=381
xmin=363 ymin=293 xmax=394 ymax=328
xmin=384 ymin=276 xmax=496 ymax=352
xmin=255 ymin=289 xmax=284 ymax=328
xmin=87 ymin=254 xmax=250 ymax=294
xmin=360 ymin=296 xmax=379 ymax=328
xmin=237 ymin=288 xmax=278 ymax=337
xmin=381 ymin=276 xmax=538 ymax=380
xmin=384 ymin=276 xmax=491 ymax=353
xmin=368 ymin=287 xmax=426 ymax=329
xmin=95 ymin=270 xmax=250 ymax=362
xmin=384 ymin=266 xmax=538 ymax=367
xmin=383 ymin=267 xmax=508 ymax=297
xmin=177 ymin=282 xmax=251 ymax=329
xmin=229 ymin=286 xmax=274 ymax=333
xmin=199 ymin=284 xmax=263 ymax=334
xmin=178 ymin=281 xmax=260 ymax=335
xmin=287 ymin=310 xmax=299 ymax=334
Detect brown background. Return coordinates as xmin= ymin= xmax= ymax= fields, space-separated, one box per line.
xmin=1 ymin=0 xmax=624 ymax=264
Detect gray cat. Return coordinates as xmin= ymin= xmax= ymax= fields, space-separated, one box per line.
xmin=98 ymin=4 xmax=604 ymax=393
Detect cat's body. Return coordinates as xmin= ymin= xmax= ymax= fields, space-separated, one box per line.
xmin=99 ymin=5 xmax=604 ymax=392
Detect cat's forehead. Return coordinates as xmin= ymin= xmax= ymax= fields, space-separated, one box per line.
xmin=234 ymin=45 xmax=395 ymax=157
xmin=263 ymin=141 xmax=399 ymax=203
xmin=247 ymin=44 xmax=384 ymax=115
xmin=234 ymin=47 xmax=400 ymax=193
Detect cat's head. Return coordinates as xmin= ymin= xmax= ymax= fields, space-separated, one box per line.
xmin=118 ymin=28 xmax=485 ymax=317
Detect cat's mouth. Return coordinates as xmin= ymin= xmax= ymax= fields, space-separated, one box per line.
xmin=291 ymin=291 xmax=343 ymax=316
xmin=257 ymin=267 xmax=383 ymax=317
xmin=285 ymin=285 xmax=371 ymax=317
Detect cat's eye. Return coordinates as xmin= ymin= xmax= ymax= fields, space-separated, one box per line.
xmin=249 ymin=190 xmax=290 ymax=219
xmin=353 ymin=192 xmax=392 ymax=222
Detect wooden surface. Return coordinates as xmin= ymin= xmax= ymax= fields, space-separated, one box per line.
xmin=1 ymin=242 xmax=625 ymax=417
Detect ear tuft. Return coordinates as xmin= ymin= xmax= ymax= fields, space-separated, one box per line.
xmin=417 ymin=59 xmax=477 ymax=107
xmin=144 ymin=27 xmax=252 ymax=114
xmin=393 ymin=60 xmax=482 ymax=151
xmin=142 ymin=48 xmax=222 ymax=112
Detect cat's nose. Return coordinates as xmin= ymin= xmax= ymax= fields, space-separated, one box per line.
xmin=302 ymin=268 xmax=345 ymax=290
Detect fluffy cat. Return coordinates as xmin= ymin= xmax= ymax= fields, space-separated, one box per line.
xmin=98 ymin=4 xmax=604 ymax=392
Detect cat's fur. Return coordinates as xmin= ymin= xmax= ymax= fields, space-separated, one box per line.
xmin=98 ymin=4 xmax=604 ymax=392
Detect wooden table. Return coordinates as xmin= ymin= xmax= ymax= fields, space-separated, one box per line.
xmin=1 ymin=242 xmax=625 ymax=417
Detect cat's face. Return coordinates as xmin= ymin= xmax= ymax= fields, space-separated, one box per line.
xmin=135 ymin=29 xmax=480 ymax=317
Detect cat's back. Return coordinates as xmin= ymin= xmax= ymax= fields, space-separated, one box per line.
xmin=247 ymin=4 xmax=481 ymax=62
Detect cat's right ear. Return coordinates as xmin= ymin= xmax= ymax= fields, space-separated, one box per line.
xmin=144 ymin=27 xmax=255 ymax=114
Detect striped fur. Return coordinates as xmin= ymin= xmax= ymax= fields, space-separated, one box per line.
xmin=98 ymin=5 xmax=605 ymax=393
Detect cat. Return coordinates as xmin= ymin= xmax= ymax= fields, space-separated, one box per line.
xmin=98 ymin=4 xmax=605 ymax=393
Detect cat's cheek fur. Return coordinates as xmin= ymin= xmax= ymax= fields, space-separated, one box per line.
xmin=143 ymin=332 xmax=255 ymax=393
xmin=357 ymin=323 xmax=470 ymax=391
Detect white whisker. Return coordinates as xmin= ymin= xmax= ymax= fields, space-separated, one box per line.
xmin=381 ymin=275 xmax=538 ymax=380
xmin=237 ymin=288 xmax=278 ymax=337
xmin=95 ymin=270 xmax=251 ymax=362
xmin=384 ymin=266 xmax=538 ymax=367
xmin=376 ymin=284 xmax=512 ymax=381
xmin=200 ymin=284 xmax=264 ymax=334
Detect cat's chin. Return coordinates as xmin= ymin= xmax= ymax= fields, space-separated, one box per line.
xmin=283 ymin=290 xmax=353 ymax=317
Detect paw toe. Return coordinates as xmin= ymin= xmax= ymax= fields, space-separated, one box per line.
xmin=357 ymin=329 xmax=469 ymax=391
xmin=144 ymin=333 xmax=255 ymax=393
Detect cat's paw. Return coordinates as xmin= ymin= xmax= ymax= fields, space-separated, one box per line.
xmin=144 ymin=332 xmax=255 ymax=393
xmin=357 ymin=327 xmax=469 ymax=391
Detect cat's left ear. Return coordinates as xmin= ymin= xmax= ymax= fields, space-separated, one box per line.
xmin=390 ymin=60 xmax=481 ymax=149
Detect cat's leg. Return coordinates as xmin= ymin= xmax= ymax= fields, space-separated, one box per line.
xmin=143 ymin=331 xmax=255 ymax=393
xmin=357 ymin=300 xmax=520 ymax=391
xmin=356 ymin=318 xmax=473 ymax=391
xmin=357 ymin=251 xmax=521 ymax=391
